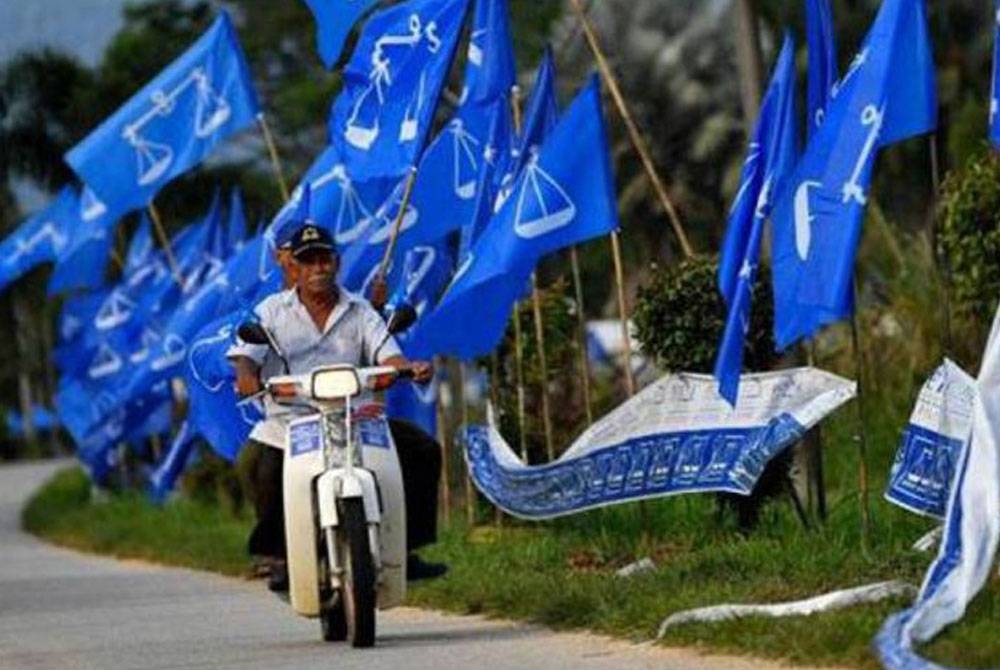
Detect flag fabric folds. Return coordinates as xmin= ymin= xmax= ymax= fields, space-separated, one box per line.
xmin=876 ymin=301 xmax=1000 ymax=669
xmin=805 ymin=0 xmax=838 ymax=139
xmin=65 ymin=12 xmax=259 ymax=214
xmin=770 ymin=0 xmax=936 ymax=351
xmin=409 ymin=75 xmax=618 ymax=359
xmin=0 ymin=187 xmax=76 ymax=291
xmin=327 ymin=0 xmax=470 ymax=181
xmin=714 ymin=34 xmax=798 ymax=406
xmin=48 ymin=187 xmax=121 ymax=295
xmin=302 ymin=0 xmax=380 ymax=69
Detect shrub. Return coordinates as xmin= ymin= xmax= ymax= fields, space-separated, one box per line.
xmin=632 ymin=255 xmax=777 ymax=374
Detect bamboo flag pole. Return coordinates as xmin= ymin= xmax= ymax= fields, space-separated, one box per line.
xmin=377 ymin=167 xmax=419 ymax=279
xmin=530 ymin=275 xmax=556 ymax=460
xmin=257 ymin=113 xmax=290 ymax=203
xmin=513 ymin=305 xmax=530 ymax=462
xmin=570 ymin=246 xmax=594 ymax=425
xmin=850 ymin=282 xmax=873 ymax=551
xmin=568 ymin=0 xmax=693 ymax=259
xmin=146 ymin=201 xmax=184 ymax=287
xmin=610 ymin=230 xmax=636 ymax=396
xmin=459 ymin=362 xmax=475 ymax=526
xmin=435 ymin=357 xmax=451 ymax=524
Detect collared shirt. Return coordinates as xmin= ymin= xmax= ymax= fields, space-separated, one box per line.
xmin=226 ymin=286 xmax=402 ymax=447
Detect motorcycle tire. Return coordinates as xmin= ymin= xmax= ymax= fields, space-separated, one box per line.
xmin=339 ymin=497 xmax=376 ymax=648
xmin=320 ymin=598 xmax=347 ymax=642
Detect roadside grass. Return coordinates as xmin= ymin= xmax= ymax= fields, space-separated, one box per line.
xmin=25 ymin=461 xmax=1000 ymax=669
xmin=22 ymin=467 xmax=252 ymax=577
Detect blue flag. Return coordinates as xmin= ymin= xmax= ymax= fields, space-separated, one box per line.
xmin=65 ymin=12 xmax=260 ymax=214
xmin=493 ymin=48 xmax=558 ymax=214
xmin=48 ymin=187 xmax=122 ymax=295
xmin=409 ymin=75 xmax=619 ymax=359
xmin=0 ymin=187 xmax=76 ymax=291
xmin=186 ymin=312 xmax=264 ymax=461
xmin=327 ymin=0 xmax=470 ymax=181
xmin=125 ymin=212 xmax=156 ymax=276
xmin=771 ymin=0 xmax=936 ymax=351
xmin=991 ymin=0 xmax=1000 ymax=147
xmin=462 ymin=0 xmax=516 ymax=108
xmin=147 ymin=420 xmax=199 ymax=503
xmin=805 ymin=0 xmax=838 ymax=139
xmin=303 ymin=0 xmax=380 ymax=69
xmin=227 ymin=187 xmax=248 ymax=250
xmin=714 ymin=35 xmax=798 ymax=406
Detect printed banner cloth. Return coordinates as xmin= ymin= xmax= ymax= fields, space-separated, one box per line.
xmin=885 ymin=359 xmax=975 ymax=519
xmin=464 ymin=367 xmax=856 ymax=520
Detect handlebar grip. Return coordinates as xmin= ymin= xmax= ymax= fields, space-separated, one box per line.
xmin=397 ymin=367 xmax=416 ymax=380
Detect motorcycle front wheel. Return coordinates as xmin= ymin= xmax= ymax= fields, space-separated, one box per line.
xmin=338 ymin=497 xmax=376 ymax=647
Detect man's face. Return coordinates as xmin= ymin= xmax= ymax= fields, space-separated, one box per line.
xmin=275 ymin=248 xmax=299 ymax=288
xmin=295 ymin=249 xmax=338 ymax=296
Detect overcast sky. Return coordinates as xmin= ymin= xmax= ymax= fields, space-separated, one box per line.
xmin=0 ymin=0 xmax=126 ymax=67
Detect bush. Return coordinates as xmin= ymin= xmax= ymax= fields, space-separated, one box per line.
xmin=632 ymin=255 xmax=777 ymax=374
xmin=937 ymin=148 xmax=1000 ymax=331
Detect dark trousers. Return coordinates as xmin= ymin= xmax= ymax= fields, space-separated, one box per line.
xmin=240 ymin=419 xmax=441 ymax=560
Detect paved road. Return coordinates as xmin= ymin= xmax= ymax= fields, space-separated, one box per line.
xmin=0 ymin=461 xmax=819 ymax=670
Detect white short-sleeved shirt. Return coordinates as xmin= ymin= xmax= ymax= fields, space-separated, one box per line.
xmin=227 ymin=286 xmax=402 ymax=447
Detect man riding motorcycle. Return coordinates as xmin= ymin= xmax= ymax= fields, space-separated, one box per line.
xmin=228 ymin=222 xmax=446 ymax=590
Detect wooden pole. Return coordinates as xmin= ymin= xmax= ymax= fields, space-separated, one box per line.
xmin=378 ymin=168 xmax=419 ymax=279
xmin=513 ymin=304 xmax=530 ymax=462
xmin=459 ymin=363 xmax=475 ymax=526
xmin=435 ymin=358 xmax=451 ymax=525
xmin=257 ymin=113 xmax=290 ymax=203
xmin=610 ymin=231 xmax=636 ymax=396
xmin=146 ymin=202 xmax=184 ymax=287
xmin=568 ymin=0 xmax=693 ymax=259
xmin=570 ymin=246 xmax=594 ymax=425
xmin=849 ymin=293 xmax=873 ymax=550
xmin=530 ymin=275 xmax=556 ymax=461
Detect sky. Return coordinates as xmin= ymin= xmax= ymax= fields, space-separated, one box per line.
xmin=0 ymin=0 xmax=126 ymax=67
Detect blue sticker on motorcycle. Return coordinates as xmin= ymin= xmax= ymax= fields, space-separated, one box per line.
xmin=358 ymin=417 xmax=391 ymax=449
xmin=289 ymin=418 xmax=322 ymax=457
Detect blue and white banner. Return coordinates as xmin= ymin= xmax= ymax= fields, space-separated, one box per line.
xmin=327 ymin=0 xmax=469 ymax=181
xmin=65 ymin=12 xmax=259 ymax=214
xmin=464 ymin=368 xmax=855 ymax=520
xmin=876 ymin=303 xmax=1000 ymax=669
xmin=885 ymin=360 xmax=974 ymax=519
xmin=302 ymin=0 xmax=379 ymax=69
xmin=991 ymin=0 xmax=1000 ymax=148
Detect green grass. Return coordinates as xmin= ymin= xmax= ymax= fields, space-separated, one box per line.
xmin=24 ymin=463 xmax=1000 ymax=669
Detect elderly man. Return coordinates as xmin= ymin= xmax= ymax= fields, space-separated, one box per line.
xmin=229 ymin=222 xmax=445 ymax=590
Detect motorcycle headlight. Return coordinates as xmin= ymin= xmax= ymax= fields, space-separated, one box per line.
xmin=311 ymin=367 xmax=361 ymax=400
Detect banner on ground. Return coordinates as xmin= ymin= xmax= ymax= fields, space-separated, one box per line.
xmin=464 ymin=367 xmax=856 ymax=520
xmin=884 ymin=359 xmax=974 ymax=519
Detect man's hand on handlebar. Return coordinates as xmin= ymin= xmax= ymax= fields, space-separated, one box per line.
xmin=232 ymin=356 xmax=263 ymax=397
xmin=410 ymin=360 xmax=433 ymax=384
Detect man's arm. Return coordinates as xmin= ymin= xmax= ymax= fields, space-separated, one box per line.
xmin=232 ymin=356 xmax=262 ymax=397
xmin=382 ymin=354 xmax=433 ymax=384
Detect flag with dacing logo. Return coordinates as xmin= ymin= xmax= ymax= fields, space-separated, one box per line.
xmin=65 ymin=12 xmax=259 ymax=214
xmin=770 ymin=0 xmax=936 ymax=351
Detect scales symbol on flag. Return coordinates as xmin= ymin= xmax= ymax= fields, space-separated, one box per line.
xmin=188 ymin=325 xmax=231 ymax=392
xmin=346 ymin=14 xmax=440 ymax=150
xmin=448 ymin=119 xmax=480 ymax=199
xmin=368 ymin=182 xmax=419 ymax=245
xmin=121 ymin=66 xmax=232 ymax=186
xmin=4 ymin=222 xmax=67 ymax=266
xmin=151 ymin=333 xmax=188 ymax=372
xmin=88 ymin=342 xmax=124 ymax=379
xmin=513 ymin=149 xmax=576 ymax=239
xmin=81 ymin=187 xmax=108 ymax=222
xmin=403 ymin=245 xmax=437 ymax=316
xmin=129 ymin=327 xmax=162 ymax=364
xmin=313 ymin=164 xmax=376 ymax=245
xmin=95 ymin=289 xmax=136 ymax=331
xmin=399 ymin=71 xmax=427 ymax=143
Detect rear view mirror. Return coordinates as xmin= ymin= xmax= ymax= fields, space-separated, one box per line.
xmin=237 ymin=322 xmax=271 ymax=346
xmin=386 ymin=304 xmax=417 ymax=335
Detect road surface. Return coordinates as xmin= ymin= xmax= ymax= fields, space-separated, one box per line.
xmin=0 ymin=460 xmax=828 ymax=669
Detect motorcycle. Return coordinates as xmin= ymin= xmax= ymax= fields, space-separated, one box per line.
xmin=237 ymin=305 xmax=417 ymax=647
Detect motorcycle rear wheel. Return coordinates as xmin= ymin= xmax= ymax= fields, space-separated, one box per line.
xmin=339 ymin=497 xmax=376 ymax=647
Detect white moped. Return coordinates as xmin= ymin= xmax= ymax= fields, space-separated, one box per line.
xmin=238 ymin=306 xmax=417 ymax=647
